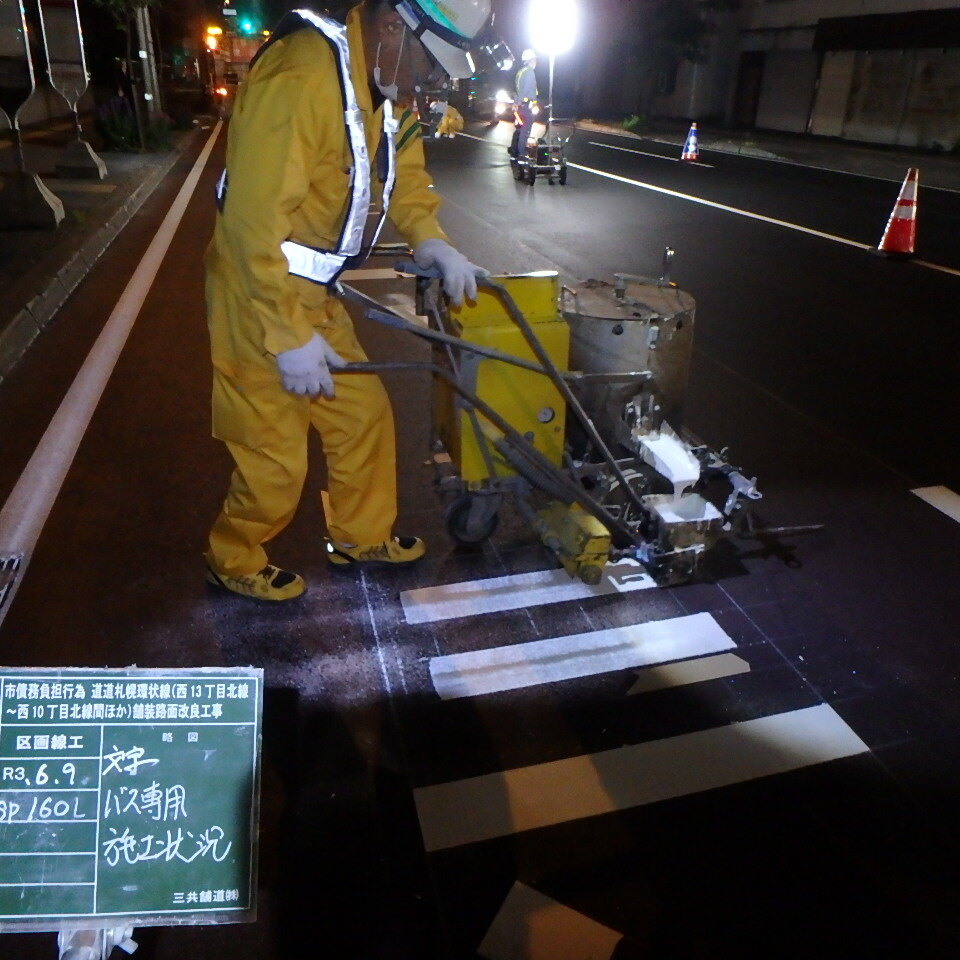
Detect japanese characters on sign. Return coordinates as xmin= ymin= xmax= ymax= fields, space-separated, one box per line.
xmin=0 ymin=668 xmax=262 ymax=932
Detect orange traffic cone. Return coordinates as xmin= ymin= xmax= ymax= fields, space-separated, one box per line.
xmin=877 ymin=168 xmax=918 ymax=258
xmin=681 ymin=122 xmax=699 ymax=161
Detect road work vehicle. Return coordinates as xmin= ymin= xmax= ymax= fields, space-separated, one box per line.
xmin=341 ymin=250 xmax=765 ymax=586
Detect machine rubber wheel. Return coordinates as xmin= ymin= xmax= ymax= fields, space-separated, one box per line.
xmin=559 ymin=164 xmax=568 ymax=185
xmin=526 ymin=167 xmax=536 ymax=185
xmin=548 ymin=176 xmax=555 ymax=185
xmin=445 ymin=495 xmax=499 ymax=545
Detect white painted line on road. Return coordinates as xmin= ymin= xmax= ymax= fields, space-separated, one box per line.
xmin=626 ymin=651 xmax=750 ymax=695
xmin=568 ymin=161 xmax=874 ymax=250
xmin=581 ymin=127 xmax=960 ymax=195
xmin=568 ymin=161 xmax=960 ymax=277
xmin=479 ymin=882 xmax=622 ymax=960
xmin=912 ymin=258 xmax=960 ymax=278
xmin=430 ymin=612 xmax=735 ymax=699
xmin=911 ymin=485 xmax=960 ymax=524
xmin=0 ymin=123 xmax=223 ymax=630
xmin=587 ymin=140 xmax=714 ymax=168
xmin=401 ymin=560 xmax=656 ymax=624
xmin=414 ymin=703 xmax=869 ymax=850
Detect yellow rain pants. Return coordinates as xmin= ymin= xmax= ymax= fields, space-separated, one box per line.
xmin=205 ymin=8 xmax=446 ymax=577
xmin=437 ymin=106 xmax=464 ymax=137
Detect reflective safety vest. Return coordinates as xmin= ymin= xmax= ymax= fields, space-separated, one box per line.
xmin=215 ymin=9 xmax=398 ymax=287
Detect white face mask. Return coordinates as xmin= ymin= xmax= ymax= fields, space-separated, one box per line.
xmin=373 ymin=24 xmax=407 ymax=101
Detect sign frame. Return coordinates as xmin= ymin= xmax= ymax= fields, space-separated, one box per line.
xmin=0 ymin=666 xmax=263 ymax=933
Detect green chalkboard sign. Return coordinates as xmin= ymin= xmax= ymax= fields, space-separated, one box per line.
xmin=0 ymin=667 xmax=262 ymax=932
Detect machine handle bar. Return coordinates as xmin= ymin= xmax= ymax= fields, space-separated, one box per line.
xmin=337 ymin=360 xmax=640 ymax=549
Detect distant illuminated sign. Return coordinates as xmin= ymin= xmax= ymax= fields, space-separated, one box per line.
xmin=222 ymin=8 xmax=237 ymax=15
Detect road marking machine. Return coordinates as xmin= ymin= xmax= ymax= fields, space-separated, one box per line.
xmin=342 ymin=251 xmax=775 ymax=586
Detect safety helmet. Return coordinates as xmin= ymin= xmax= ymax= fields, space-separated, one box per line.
xmin=389 ymin=0 xmax=493 ymax=79
xmin=521 ymin=48 xmax=537 ymax=63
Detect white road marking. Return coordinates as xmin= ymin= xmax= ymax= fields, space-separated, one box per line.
xmin=580 ymin=126 xmax=960 ymax=195
xmin=568 ymin=161 xmax=960 ymax=277
xmin=912 ymin=258 xmax=960 ymax=278
xmin=479 ymin=882 xmax=622 ymax=960
xmin=429 ymin=612 xmax=735 ymax=699
xmin=626 ymin=652 xmax=750 ymax=695
xmin=587 ymin=139 xmax=714 ymax=168
xmin=414 ymin=703 xmax=868 ymax=850
xmin=911 ymin=485 xmax=960 ymax=524
xmin=401 ymin=560 xmax=656 ymax=624
xmin=0 ymin=123 xmax=223 ymax=630
xmin=568 ymin=161 xmax=874 ymax=250
xmin=463 ymin=131 xmax=959 ymax=274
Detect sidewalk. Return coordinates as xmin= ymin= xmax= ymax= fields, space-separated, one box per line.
xmin=0 ymin=121 xmax=203 ymax=384
xmin=575 ymin=118 xmax=960 ymax=192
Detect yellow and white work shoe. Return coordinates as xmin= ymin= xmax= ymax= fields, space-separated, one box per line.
xmin=205 ymin=564 xmax=306 ymax=602
xmin=326 ymin=537 xmax=426 ymax=569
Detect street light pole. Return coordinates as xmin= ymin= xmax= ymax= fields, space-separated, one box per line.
xmin=529 ymin=0 xmax=577 ymax=139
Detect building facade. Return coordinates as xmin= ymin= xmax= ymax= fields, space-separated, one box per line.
xmin=582 ymin=0 xmax=960 ymax=150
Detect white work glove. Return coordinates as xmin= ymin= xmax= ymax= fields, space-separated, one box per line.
xmin=275 ymin=332 xmax=346 ymax=399
xmin=414 ymin=238 xmax=489 ymax=306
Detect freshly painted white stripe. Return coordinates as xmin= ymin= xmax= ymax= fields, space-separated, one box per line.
xmin=626 ymin=652 xmax=750 ymax=695
xmin=414 ymin=703 xmax=868 ymax=850
xmin=0 ymin=123 xmax=222 ymax=630
xmin=582 ymin=127 xmax=960 ymax=195
xmin=479 ymin=882 xmax=622 ymax=960
xmin=339 ymin=267 xmax=403 ymax=280
xmin=430 ymin=612 xmax=735 ymax=699
xmin=912 ymin=258 xmax=960 ymax=278
xmin=588 ymin=139 xmax=714 ymax=168
xmin=401 ymin=560 xmax=655 ymax=624
xmin=911 ymin=485 xmax=960 ymax=524
xmin=568 ymin=161 xmax=960 ymax=277
xmin=567 ymin=161 xmax=874 ymax=250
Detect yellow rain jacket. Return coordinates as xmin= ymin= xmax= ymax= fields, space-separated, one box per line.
xmin=436 ymin=105 xmax=464 ymax=138
xmin=205 ymin=7 xmax=446 ymax=577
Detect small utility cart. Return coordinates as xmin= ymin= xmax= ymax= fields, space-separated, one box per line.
xmin=511 ymin=129 xmax=569 ymax=185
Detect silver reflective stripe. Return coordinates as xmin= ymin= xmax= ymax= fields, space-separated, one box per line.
xmin=281 ymin=10 xmax=396 ymax=285
xmin=215 ymin=168 xmax=227 ymax=207
xmin=366 ymin=100 xmax=398 ymax=252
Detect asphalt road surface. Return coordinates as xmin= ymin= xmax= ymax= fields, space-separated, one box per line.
xmin=1 ymin=120 xmax=958 ymax=959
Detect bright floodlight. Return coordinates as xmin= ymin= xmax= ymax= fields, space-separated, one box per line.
xmin=528 ymin=0 xmax=577 ymax=56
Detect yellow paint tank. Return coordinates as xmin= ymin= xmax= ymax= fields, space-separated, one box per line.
xmin=434 ymin=273 xmax=569 ymax=484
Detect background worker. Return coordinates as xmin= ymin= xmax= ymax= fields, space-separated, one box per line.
xmin=204 ymin=0 xmax=491 ymax=602
xmin=508 ymin=48 xmax=539 ymax=159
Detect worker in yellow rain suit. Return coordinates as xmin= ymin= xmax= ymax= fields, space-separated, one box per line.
xmin=431 ymin=101 xmax=465 ymax=138
xmin=204 ymin=0 xmax=492 ymax=601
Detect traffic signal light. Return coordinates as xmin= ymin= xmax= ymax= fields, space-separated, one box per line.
xmin=240 ymin=18 xmax=255 ymax=34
